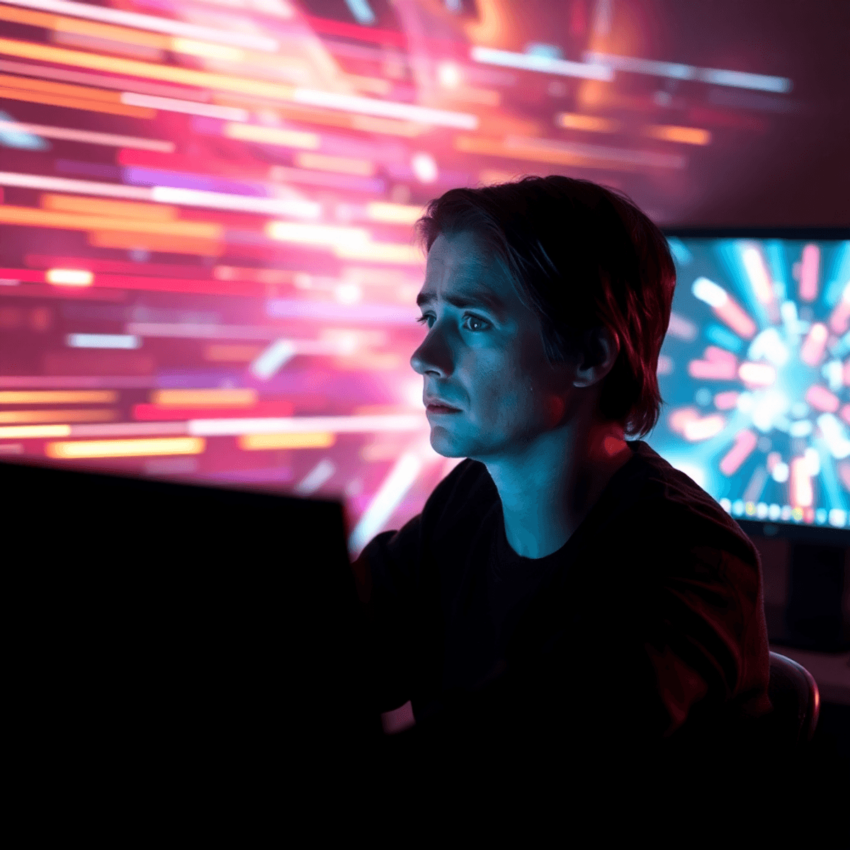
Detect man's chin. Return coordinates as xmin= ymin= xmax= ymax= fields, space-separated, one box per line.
xmin=429 ymin=434 xmax=468 ymax=459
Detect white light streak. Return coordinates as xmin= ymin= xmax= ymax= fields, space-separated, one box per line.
xmin=187 ymin=414 xmax=423 ymax=436
xmin=293 ymin=458 xmax=336 ymax=496
xmin=150 ymin=186 xmax=321 ymax=218
xmin=67 ymin=333 xmax=140 ymax=349
xmin=249 ymin=339 xmax=297 ymax=379
xmin=347 ymin=453 xmax=422 ymax=559
xmin=471 ymin=46 xmax=613 ymax=81
xmin=0 ymin=170 xmax=152 ymax=199
xmin=583 ymin=50 xmax=792 ymax=92
xmin=120 ymin=92 xmax=249 ymax=121
xmin=816 ymin=414 xmax=850 ymax=459
xmin=292 ymin=88 xmax=479 ymax=129
xmin=0 ymin=0 xmax=279 ymax=51
xmin=692 ymin=276 xmax=729 ymax=307
xmin=0 ymin=120 xmax=174 ymax=151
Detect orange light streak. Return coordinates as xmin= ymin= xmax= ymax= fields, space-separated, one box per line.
xmin=0 ymin=390 xmax=118 ymax=404
xmin=87 ymin=231 xmax=224 ymax=257
xmin=0 ymin=408 xmax=117 ymax=423
xmin=0 ymin=4 xmax=169 ymax=48
xmin=45 ymin=437 xmax=206 ymax=459
xmin=366 ymin=202 xmax=426 ymax=224
xmin=203 ymin=344 xmax=266 ymax=363
xmin=0 ymin=4 xmax=259 ymax=64
xmin=719 ymin=430 xmax=758 ymax=476
xmin=0 ymin=57 xmax=211 ymax=103
xmin=50 ymin=30 xmax=163 ymax=61
xmin=0 ymin=84 xmax=154 ymax=118
xmin=348 ymin=114 xmax=428 ymax=137
xmin=239 ymin=432 xmax=336 ymax=450
xmin=224 ymin=122 xmax=320 ymax=149
xmin=0 ymin=205 xmax=223 ymax=239
xmin=152 ymin=388 xmax=258 ymax=406
xmin=41 ymin=193 xmax=179 ymax=221
xmin=642 ymin=124 xmax=711 ymax=145
xmin=556 ymin=113 xmax=622 ymax=132
xmin=0 ymin=37 xmax=297 ymax=100
xmin=331 ymin=241 xmax=423 ymax=264
xmin=455 ymin=134 xmax=649 ymax=173
xmin=0 ymin=71 xmax=131 ymax=101
xmin=294 ymin=152 xmax=376 ymax=176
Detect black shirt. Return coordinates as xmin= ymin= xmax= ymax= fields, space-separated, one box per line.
xmin=351 ymin=439 xmax=774 ymax=823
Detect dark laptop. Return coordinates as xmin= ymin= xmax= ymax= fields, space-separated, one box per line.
xmin=2 ymin=455 xmax=385 ymax=798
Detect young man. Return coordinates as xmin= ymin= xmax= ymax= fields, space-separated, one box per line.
xmin=350 ymin=176 xmax=776 ymax=836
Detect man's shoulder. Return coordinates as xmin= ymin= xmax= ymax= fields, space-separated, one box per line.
xmin=605 ymin=442 xmax=756 ymax=558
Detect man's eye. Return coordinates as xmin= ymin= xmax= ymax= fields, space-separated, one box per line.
xmin=415 ymin=314 xmax=489 ymax=331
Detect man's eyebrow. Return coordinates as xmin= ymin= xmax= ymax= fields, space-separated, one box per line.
xmin=416 ymin=288 xmax=505 ymax=316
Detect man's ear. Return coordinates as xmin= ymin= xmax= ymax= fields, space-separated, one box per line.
xmin=573 ymin=326 xmax=619 ymax=388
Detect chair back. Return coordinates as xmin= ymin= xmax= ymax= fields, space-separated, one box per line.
xmin=766 ymin=650 xmax=820 ymax=750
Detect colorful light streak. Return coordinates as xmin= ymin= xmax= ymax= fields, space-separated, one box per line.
xmin=0 ymin=0 xmax=280 ymax=50
xmin=0 ymin=119 xmax=173 ymax=150
xmin=0 ymin=0 xmax=844 ymax=539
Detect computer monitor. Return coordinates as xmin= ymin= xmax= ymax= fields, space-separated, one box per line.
xmin=655 ymin=227 xmax=850 ymax=650
xmin=2 ymin=453 xmax=384 ymax=793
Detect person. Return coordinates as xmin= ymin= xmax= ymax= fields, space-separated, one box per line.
xmin=349 ymin=175 xmax=779 ymax=839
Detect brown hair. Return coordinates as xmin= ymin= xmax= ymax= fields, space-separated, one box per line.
xmin=412 ymin=174 xmax=677 ymax=439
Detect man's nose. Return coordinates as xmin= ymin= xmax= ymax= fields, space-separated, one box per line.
xmin=410 ymin=328 xmax=452 ymax=376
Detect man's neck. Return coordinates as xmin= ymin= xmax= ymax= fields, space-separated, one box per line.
xmin=487 ymin=426 xmax=632 ymax=560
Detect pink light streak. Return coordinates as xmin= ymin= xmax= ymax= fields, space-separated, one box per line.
xmin=800 ymin=322 xmax=829 ymax=366
xmin=789 ymin=456 xmax=813 ymax=507
xmin=715 ymin=297 xmax=757 ymax=339
xmin=828 ymin=282 xmax=850 ymax=334
xmin=688 ymin=346 xmax=738 ymax=380
xmin=798 ymin=244 xmax=820 ymax=302
xmin=766 ymin=451 xmax=781 ymax=473
xmin=669 ymin=406 xmax=700 ymax=436
xmin=719 ymin=429 xmax=758 ymax=476
xmin=805 ymin=384 xmax=840 ymax=413
xmin=683 ymin=414 xmax=726 ymax=441
xmin=713 ymin=390 xmax=739 ymax=410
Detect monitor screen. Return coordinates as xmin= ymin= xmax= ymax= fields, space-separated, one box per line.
xmin=652 ymin=229 xmax=850 ymax=534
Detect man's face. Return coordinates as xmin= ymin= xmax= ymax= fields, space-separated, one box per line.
xmin=410 ymin=230 xmax=582 ymax=460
